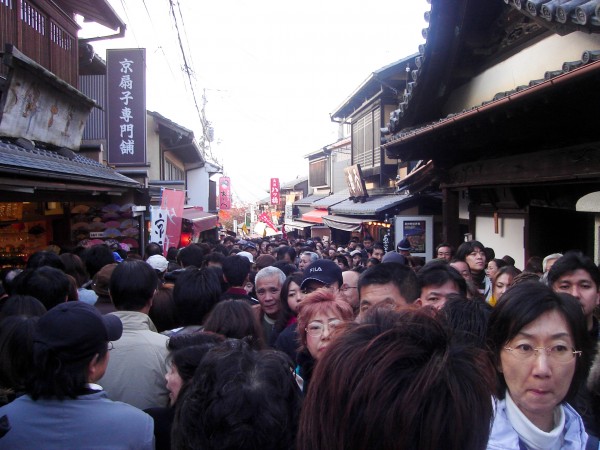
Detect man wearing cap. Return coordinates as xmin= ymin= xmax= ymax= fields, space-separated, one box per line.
xmin=300 ymin=259 xmax=343 ymax=295
xmin=243 ymin=242 xmax=259 ymax=260
xmin=0 ymin=302 xmax=154 ymax=448
xmin=349 ymin=249 xmax=363 ymax=268
xmin=98 ymin=260 xmax=170 ymax=410
xmin=397 ymin=238 xmax=412 ymax=257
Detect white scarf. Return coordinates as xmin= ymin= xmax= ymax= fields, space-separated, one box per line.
xmin=505 ymin=391 xmax=565 ymax=450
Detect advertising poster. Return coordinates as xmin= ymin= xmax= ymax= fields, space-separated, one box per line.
xmin=394 ymin=215 xmax=433 ymax=260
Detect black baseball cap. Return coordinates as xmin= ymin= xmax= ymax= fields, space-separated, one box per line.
xmin=34 ymin=302 xmax=123 ymax=361
xmin=301 ymin=259 xmax=343 ymax=289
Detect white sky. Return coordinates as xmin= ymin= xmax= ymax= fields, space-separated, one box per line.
xmin=81 ymin=1 xmax=428 ymax=203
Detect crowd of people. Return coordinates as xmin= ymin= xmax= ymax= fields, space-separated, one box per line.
xmin=0 ymin=234 xmax=599 ymax=449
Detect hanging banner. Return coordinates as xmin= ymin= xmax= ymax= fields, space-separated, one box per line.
xmin=157 ymin=189 xmax=186 ymax=253
xmin=270 ymin=178 xmax=280 ymax=206
xmin=258 ymin=212 xmax=278 ymax=232
xmin=219 ymin=176 xmax=231 ymax=210
xmin=107 ymin=48 xmax=147 ymax=166
xmin=149 ymin=206 xmax=168 ymax=250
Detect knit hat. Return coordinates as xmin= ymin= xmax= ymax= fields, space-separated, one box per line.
xmin=397 ymin=239 xmax=411 ymax=251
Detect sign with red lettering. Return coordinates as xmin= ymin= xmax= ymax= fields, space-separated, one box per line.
xmin=219 ymin=177 xmax=231 ymax=210
xmin=258 ymin=212 xmax=278 ymax=232
xmin=270 ymin=178 xmax=280 ymax=206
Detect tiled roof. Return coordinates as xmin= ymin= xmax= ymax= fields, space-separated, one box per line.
xmin=383 ymin=49 xmax=600 ymax=150
xmin=311 ymin=190 xmax=350 ymax=208
xmin=0 ymin=138 xmax=140 ymax=187
xmin=507 ymin=0 xmax=600 ymax=29
xmin=293 ymin=193 xmax=326 ymax=207
xmin=329 ymin=194 xmax=413 ymax=216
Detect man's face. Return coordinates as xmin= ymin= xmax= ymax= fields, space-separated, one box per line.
xmin=417 ymin=280 xmax=459 ymax=310
xmin=246 ymin=247 xmax=258 ymax=257
xmin=363 ymin=239 xmax=373 ymax=249
xmin=358 ymin=282 xmax=409 ymax=320
xmin=450 ymin=261 xmax=471 ymax=281
xmin=352 ymin=254 xmax=362 ymax=266
xmin=256 ymin=275 xmax=282 ymax=319
xmin=372 ymin=248 xmax=384 ymax=261
xmin=436 ymin=246 xmax=452 ymax=261
xmin=299 ymin=254 xmax=312 ymax=271
xmin=552 ymin=269 xmax=600 ymax=328
xmin=302 ymin=280 xmax=339 ymax=295
xmin=341 ymin=271 xmax=360 ymax=311
xmin=348 ymin=241 xmax=357 ymax=250
xmin=224 ymin=240 xmax=234 ymax=249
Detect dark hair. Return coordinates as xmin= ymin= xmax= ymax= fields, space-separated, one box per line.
xmin=417 ymin=261 xmax=467 ymax=296
xmin=0 ymin=267 xmax=22 ymax=296
xmin=435 ymin=242 xmax=454 ymax=255
xmin=222 ymin=255 xmax=251 ymax=287
xmin=358 ymin=262 xmax=419 ymax=304
xmin=489 ymin=258 xmax=508 ymax=271
xmin=25 ymin=251 xmax=65 ymax=271
xmin=297 ymin=308 xmax=495 ymax=450
xmin=205 ymin=252 xmax=225 ymax=267
xmin=548 ymin=250 xmax=600 ymax=288
xmin=203 ymin=299 xmax=265 ymax=349
xmin=486 ymin=282 xmax=591 ymax=402
xmin=13 ymin=267 xmax=70 ymax=310
xmin=275 ymin=273 xmax=304 ymax=333
xmin=454 ymin=240 xmax=485 ymax=262
xmin=177 ymin=245 xmax=205 ymax=268
xmin=173 ymin=268 xmax=222 ymax=326
xmin=149 ymin=286 xmax=179 ymax=332
xmin=0 ymin=315 xmax=38 ymax=397
xmin=334 ymin=255 xmax=350 ymax=270
xmin=172 ymin=341 xmax=302 ymax=450
xmin=109 ymin=260 xmax=158 ymax=311
xmin=0 ymin=295 xmax=46 ymax=320
xmin=145 ymin=242 xmax=163 ymax=258
xmin=271 ymin=261 xmax=297 ymax=277
xmin=441 ymin=294 xmax=492 ymax=348
xmin=365 ymin=257 xmax=380 ymax=267
xmin=524 ymin=256 xmax=543 ymax=274
xmin=59 ymin=253 xmax=90 ymax=288
xmin=276 ymin=246 xmax=296 ymax=262
xmin=81 ymin=245 xmax=116 ymax=278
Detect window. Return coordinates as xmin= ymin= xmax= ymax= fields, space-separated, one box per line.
xmin=164 ymin=159 xmax=184 ymax=181
xmin=352 ymin=108 xmax=381 ymax=168
xmin=309 ymin=158 xmax=328 ymax=187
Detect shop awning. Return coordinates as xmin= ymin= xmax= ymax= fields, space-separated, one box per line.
xmin=322 ymin=215 xmax=368 ymax=232
xmin=293 ymin=193 xmax=325 ymax=207
xmin=329 ymin=194 xmax=413 ymax=216
xmin=301 ymin=209 xmax=328 ymax=224
xmin=182 ymin=208 xmax=218 ymax=233
xmin=283 ymin=219 xmax=314 ymax=231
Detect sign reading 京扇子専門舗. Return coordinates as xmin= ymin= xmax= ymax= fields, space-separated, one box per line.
xmin=107 ymin=48 xmax=147 ymax=166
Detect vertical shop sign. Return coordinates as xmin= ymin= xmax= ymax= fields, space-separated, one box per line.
xmin=159 ymin=189 xmax=185 ymax=254
xmin=219 ymin=177 xmax=231 ymax=210
xmin=149 ymin=206 xmax=168 ymax=249
xmin=107 ymin=48 xmax=147 ymax=165
xmin=270 ymin=178 xmax=280 ymax=206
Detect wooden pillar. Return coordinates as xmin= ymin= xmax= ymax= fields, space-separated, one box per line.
xmin=442 ymin=187 xmax=460 ymax=246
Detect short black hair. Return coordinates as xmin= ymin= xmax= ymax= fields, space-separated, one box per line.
xmin=177 ymin=245 xmax=205 ymax=268
xmin=417 ymin=261 xmax=466 ymax=296
xmin=26 ymin=251 xmax=65 ymax=271
xmin=81 ymin=245 xmax=116 ymax=278
xmin=276 ymin=246 xmax=296 ymax=262
xmin=205 ymin=252 xmax=225 ymax=266
xmin=13 ymin=267 xmax=70 ymax=310
xmin=173 ymin=268 xmax=222 ymax=326
xmin=548 ymin=250 xmax=600 ymax=288
xmin=109 ymin=260 xmax=158 ymax=311
xmin=145 ymin=242 xmax=164 ymax=258
xmin=454 ymin=240 xmax=485 ymax=262
xmin=222 ymin=255 xmax=251 ymax=287
xmin=358 ymin=263 xmax=419 ymax=304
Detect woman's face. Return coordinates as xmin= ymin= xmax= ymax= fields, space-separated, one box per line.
xmin=493 ymin=273 xmax=513 ymax=301
xmin=243 ymin=281 xmax=254 ymax=295
xmin=336 ymin=259 xmax=346 ymax=270
xmin=465 ymin=247 xmax=486 ymax=272
xmin=287 ymin=281 xmax=303 ymax=313
xmin=165 ymin=363 xmax=184 ymax=406
xmin=486 ymin=260 xmax=499 ymax=279
xmin=500 ymin=310 xmax=577 ymax=431
xmin=305 ymin=312 xmax=343 ymax=360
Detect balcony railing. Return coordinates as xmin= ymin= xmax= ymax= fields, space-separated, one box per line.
xmin=0 ymin=0 xmax=78 ymax=86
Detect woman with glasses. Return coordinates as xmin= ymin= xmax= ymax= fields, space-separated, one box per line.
xmin=455 ymin=240 xmax=492 ymax=303
xmin=295 ymin=288 xmax=353 ymax=393
xmin=486 ymin=282 xmax=592 ymax=449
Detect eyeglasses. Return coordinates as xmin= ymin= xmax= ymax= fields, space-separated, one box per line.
xmin=503 ymin=345 xmax=581 ymax=363
xmin=107 ymin=342 xmax=115 ymax=351
xmin=305 ymin=319 xmax=342 ymax=337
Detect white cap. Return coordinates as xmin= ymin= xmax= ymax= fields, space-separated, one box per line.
xmin=237 ymin=251 xmax=254 ymax=263
xmin=146 ymin=254 xmax=169 ymax=272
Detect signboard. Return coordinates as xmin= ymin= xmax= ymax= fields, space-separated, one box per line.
xmin=344 ymin=164 xmax=368 ymax=200
xmin=258 ymin=212 xmax=278 ymax=232
xmin=394 ymin=215 xmax=434 ymax=260
xmin=107 ymin=48 xmax=147 ymax=166
xmin=270 ymin=178 xmax=280 ymax=206
xmin=150 ymin=189 xmax=185 ymax=253
xmin=0 ymin=203 xmax=23 ymax=221
xmin=219 ymin=176 xmax=231 ymax=210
